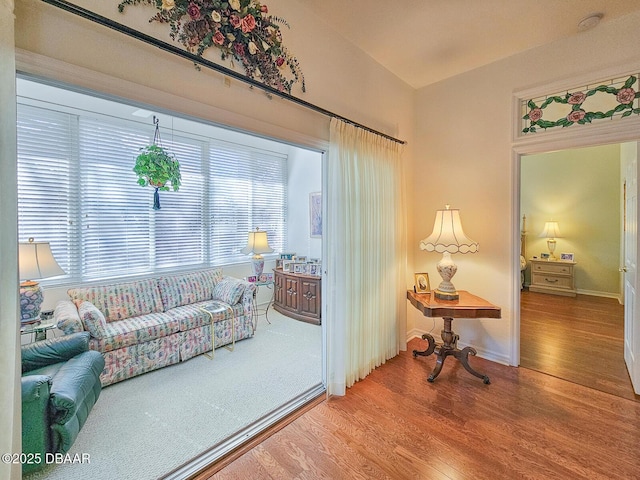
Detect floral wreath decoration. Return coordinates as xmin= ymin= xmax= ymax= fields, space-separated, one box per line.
xmin=523 ymin=75 xmax=640 ymax=133
xmin=118 ymin=0 xmax=305 ymax=94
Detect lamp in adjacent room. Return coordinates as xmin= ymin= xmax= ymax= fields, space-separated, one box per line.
xmin=241 ymin=228 xmax=274 ymax=277
xmin=420 ymin=205 xmax=479 ymax=300
xmin=19 ymin=238 xmax=65 ymax=325
xmin=538 ymin=221 xmax=561 ymax=260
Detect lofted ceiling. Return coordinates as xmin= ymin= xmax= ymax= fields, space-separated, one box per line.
xmin=301 ymin=0 xmax=640 ymax=89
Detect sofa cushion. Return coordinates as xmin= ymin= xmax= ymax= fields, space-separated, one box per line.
xmin=55 ymin=300 xmax=84 ymax=335
xmin=169 ymin=301 xmax=244 ymax=331
xmin=68 ymin=278 xmax=164 ymax=322
xmin=213 ymin=277 xmax=246 ymax=305
xmin=87 ymin=312 xmax=178 ymax=353
xmin=158 ymin=269 xmax=223 ymax=311
xmin=75 ymin=300 xmax=107 ymax=338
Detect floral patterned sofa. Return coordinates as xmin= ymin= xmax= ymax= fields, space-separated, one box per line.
xmin=53 ymin=268 xmax=256 ymax=386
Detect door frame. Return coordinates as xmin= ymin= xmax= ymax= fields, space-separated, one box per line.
xmin=510 ymin=68 xmax=640 ymax=366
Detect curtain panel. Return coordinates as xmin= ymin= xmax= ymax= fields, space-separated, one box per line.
xmin=327 ymin=118 xmax=407 ymax=395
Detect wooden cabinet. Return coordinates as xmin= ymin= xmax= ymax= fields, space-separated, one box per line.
xmin=529 ymin=259 xmax=576 ymax=297
xmin=273 ymin=268 xmax=321 ymax=324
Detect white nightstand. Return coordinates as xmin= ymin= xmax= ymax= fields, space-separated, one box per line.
xmin=529 ymin=258 xmax=577 ymax=297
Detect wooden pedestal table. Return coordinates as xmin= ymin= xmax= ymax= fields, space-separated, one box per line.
xmin=407 ymin=290 xmax=501 ymax=384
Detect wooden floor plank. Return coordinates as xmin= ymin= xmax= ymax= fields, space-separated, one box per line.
xmin=520 ymin=290 xmax=639 ymax=401
xmin=199 ymin=333 xmax=640 ymax=480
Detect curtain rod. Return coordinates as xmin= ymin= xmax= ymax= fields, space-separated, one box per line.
xmin=41 ymin=0 xmax=406 ymax=145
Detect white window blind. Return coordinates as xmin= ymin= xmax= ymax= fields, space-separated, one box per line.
xmin=210 ymin=140 xmax=286 ymax=264
xmin=17 ymin=98 xmax=287 ymax=285
xmin=17 ymin=105 xmax=76 ymax=281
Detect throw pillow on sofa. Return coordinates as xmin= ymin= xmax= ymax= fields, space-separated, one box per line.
xmin=75 ymin=300 xmax=107 ymax=339
xmin=213 ymin=278 xmax=246 ymax=305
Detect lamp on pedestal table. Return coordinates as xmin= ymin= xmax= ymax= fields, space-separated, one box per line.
xmin=241 ymin=228 xmax=274 ymax=277
xmin=538 ymin=221 xmax=561 ymax=260
xmin=19 ymin=238 xmax=65 ymax=325
xmin=419 ymin=205 xmax=479 ymax=300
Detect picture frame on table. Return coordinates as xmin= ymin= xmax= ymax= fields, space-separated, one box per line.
xmin=414 ymin=273 xmax=430 ymax=294
xmin=280 ymin=253 xmax=296 ymax=260
xmin=282 ymin=260 xmax=294 ymax=272
xmin=293 ymin=263 xmax=306 ymax=274
xmin=540 ymin=253 xmax=550 ymax=260
xmin=308 ymin=264 xmax=321 ymax=276
xmin=560 ymin=252 xmax=575 ymax=261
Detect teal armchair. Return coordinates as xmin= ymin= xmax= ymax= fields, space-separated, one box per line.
xmin=21 ymin=332 xmax=104 ymax=473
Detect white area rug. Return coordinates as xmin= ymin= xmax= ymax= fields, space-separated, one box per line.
xmin=24 ymin=311 xmax=322 ymax=480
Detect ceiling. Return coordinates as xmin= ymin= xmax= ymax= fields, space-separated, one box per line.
xmin=302 ymin=0 xmax=640 ymax=89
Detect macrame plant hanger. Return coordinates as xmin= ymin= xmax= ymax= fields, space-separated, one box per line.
xmin=151 ymin=116 xmax=162 ymax=210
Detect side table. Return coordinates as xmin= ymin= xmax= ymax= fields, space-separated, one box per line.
xmin=20 ymin=320 xmax=57 ymax=343
xmin=252 ymin=280 xmax=274 ymax=327
xmin=407 ymin=290 xmax=501 ymax=384
xmin=198 ymin=301 xmax=235 ymax=360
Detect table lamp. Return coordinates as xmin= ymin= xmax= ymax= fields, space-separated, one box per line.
xmin=241 ymin=227 xmax=273 ymax=277
xmin=19 ymin=238 xmax=65 ymax=325
xmin=420 ymin=205 xmax=479 ymax=300
xmin=538 ymin=221 xmax=561 ymax=260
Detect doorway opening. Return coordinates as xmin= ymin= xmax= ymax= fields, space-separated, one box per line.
xmin=519 ymin=142 xmax=639 ymax=401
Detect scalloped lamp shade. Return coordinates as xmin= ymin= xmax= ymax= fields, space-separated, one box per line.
xmin=420 ymin=206 xmax=478 ymax=300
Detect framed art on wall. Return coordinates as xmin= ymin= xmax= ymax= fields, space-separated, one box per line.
xmin=310 ymin=192 xmax=322 ymax=238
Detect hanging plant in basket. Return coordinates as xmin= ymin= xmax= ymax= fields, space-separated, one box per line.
xmin=133 ymin=117 xmax=181 ymax=210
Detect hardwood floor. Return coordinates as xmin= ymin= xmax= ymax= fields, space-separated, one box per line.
xmin=195 ymin=336 xmax=640 ymax=480
xmin=520 ymin=290 xmax=639 ymax=401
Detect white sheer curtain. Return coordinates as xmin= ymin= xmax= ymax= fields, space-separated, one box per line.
xmin=0 ymin=2 xmax=22 ymax=479
xmin=326 ymin=118 xmax=407 ymax=396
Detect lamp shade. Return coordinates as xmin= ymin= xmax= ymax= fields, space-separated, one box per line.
xmin=19 ymin=240 xmax=65 ymax=281
xmin=420 ymin=206 xmax=479 ymax=254
xmin=538 ymin=221 xmax=561 ymax=239
xmin=240 ymin=228 xmax=274 ymax=255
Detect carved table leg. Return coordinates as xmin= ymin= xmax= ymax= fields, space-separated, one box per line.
xmin=412 ymin=333 xmax=436 ymax=358
xmin=414 ymin=316 xmax=490 ymax=384
xmin=454 ymin=346 xmax=490 ymax=384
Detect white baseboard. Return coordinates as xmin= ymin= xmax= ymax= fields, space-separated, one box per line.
xmin=576 ymin=289 xmax=622 ymax=302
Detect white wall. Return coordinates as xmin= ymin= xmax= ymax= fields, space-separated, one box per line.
xmin=287 ymin=147 xmax=322 ymax=259
xmin=411 ymin=11 xmax=640 ymax=364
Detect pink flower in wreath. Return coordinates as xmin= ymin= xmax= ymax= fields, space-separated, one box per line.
xmin=617 ymin=87 xmax=636 ymax=104
xmin=275 ymin=56 xmax=285 ymax=67
xmin=187 ymin=2 xmax=200 ymax=19
xmin=567 ymin=91 xmax=586 ymax=105
xmin=241 ymin=14 xmax=257 ymax=33
xmin=261 ymin=5 xmax=268 ymax=13
xmin=566 ymin=109 xmax=586 ymax=123
xmin=230 ymin=14 xmax=241 ymax=29
xmin=213 ymin=31 xmax=225 ymax=45
xmin=234 ymin=42 xmax=245 ymax=56
xmin=528 ymin=108 xmax=543 ymax=122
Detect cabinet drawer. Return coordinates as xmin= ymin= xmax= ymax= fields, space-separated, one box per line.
xmin=531 ymin=273 xmax=573 ymax=289
xmin=532 ymin=262 xmax=573 ymax=275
